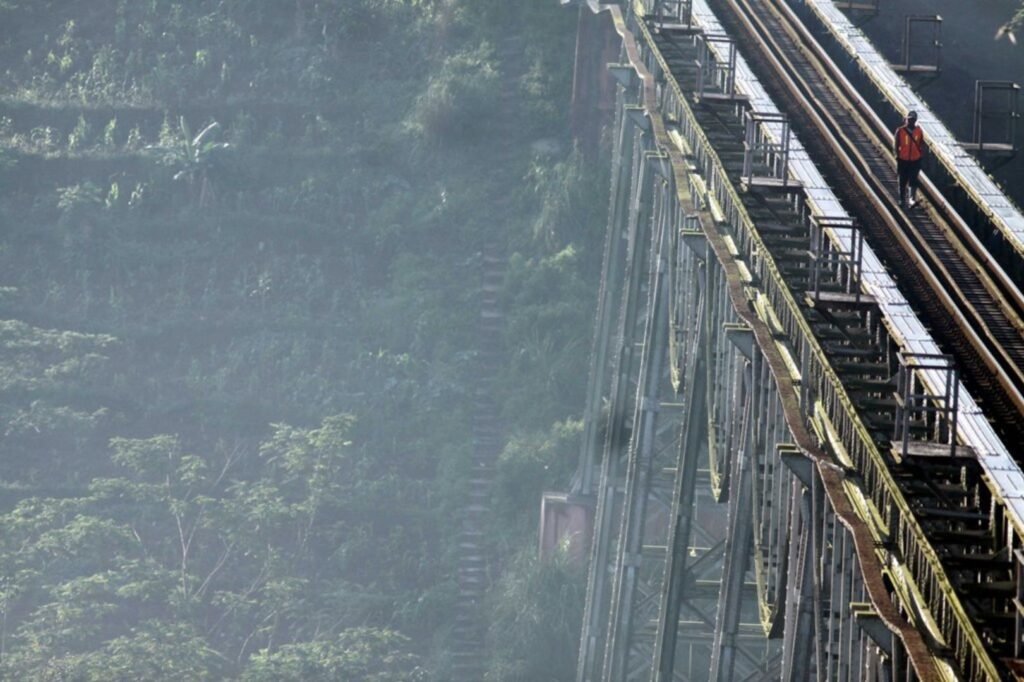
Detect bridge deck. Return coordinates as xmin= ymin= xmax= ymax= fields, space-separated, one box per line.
xmin=794 ymin=0 xmax=1024 ymax=271
xmin=684 ymin=0 xmax=1024 ymax=548
xmin=664 ymin=0 xmax=1021 ymax=672
xmin=575 ymin=1 xmax=1024 ymax=678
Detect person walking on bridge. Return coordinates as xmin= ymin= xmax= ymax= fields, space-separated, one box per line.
xmin=894 ymin=110 xmax=925 ymax=208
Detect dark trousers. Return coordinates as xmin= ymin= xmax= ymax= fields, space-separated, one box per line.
xmin=897 ymin=159 xmax=921 ymax=202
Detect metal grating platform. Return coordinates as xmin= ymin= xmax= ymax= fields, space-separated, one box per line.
xmin=687 ymin=0 xmax=1024 ymax=543
xmin=798 ymin=0 xmax=1024 ymax=260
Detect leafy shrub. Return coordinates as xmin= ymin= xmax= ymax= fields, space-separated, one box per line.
xmin=242 ymin=628 xmax=427 ymax=682
xmin=56 ymin=181 xmax=104 ymax=224
xmin=66 ymin=114 xmax=91 ymax=152
xmin=409 ymin=42 xmax=501 ymax=142
xmin=485 ymin=548 xmax=585 ymax=682
xmin=499 ymin=247 xmax=595 ymax=430
xmin=493 ymin=420 xmax=582 ymax=543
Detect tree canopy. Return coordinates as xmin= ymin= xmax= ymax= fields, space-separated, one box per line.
xmin=0 ymin=0 xmax=597 ymax=678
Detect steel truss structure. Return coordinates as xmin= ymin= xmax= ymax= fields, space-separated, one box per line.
xmin=571 ymin=1 xmax=1024 ymax=680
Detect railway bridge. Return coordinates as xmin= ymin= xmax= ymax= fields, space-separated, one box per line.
xmin=558 ymin=0 xmax=1024 ymax=679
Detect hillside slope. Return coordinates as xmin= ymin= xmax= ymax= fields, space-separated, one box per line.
xmin=0 ymin=2 xmax=602 ymax=679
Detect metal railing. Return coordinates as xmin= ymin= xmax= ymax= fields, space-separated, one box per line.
xmin=631 ymin=10 xmax=1001 ymax=679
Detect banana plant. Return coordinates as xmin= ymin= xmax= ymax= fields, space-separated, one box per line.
xmin=147 ymin=116 xmax=230 ymax=208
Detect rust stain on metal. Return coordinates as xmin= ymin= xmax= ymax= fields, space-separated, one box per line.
xmin=593 ymin=3 xmax=942 ymax=678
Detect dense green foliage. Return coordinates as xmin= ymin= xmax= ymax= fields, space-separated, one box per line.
xmin=0 ymin=1 xmax=606 ymax=678
xmin=486 ymin=549 xmax=585 ymax=682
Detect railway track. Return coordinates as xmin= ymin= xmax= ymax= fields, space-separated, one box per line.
xmin=703 ymin=0 xmax=1024 ymax=455
xmin=655 ymin=0 xmax=1024 ymax=673
xmin=567 ymin=1 xmax=1024 ymax=676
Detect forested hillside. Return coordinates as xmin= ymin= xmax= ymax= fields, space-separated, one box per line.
xmin=0 ymin=2 xmax=606 ymax=679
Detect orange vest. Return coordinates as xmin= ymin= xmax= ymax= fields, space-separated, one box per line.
xmin=896 ymin=125 xmax=924 ymax=162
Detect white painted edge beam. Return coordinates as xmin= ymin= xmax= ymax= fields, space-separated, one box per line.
xmin=801 ymin=0 xmax=1024 ymax=257
xmin=679 ymin=0 xmax=1024 ymax=530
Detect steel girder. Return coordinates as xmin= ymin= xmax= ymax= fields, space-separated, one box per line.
xmin=602 ymin=158 xmax=684 ymax=682
xmin=577 ymin=54 xmax=776 ymax=681
xmin=573 ymin=4 xmax=941 ymax=681
xmin=577 ymin=69 xmax=666 ymax=681
xmin=652 ymin=227 xmax=709 ymax=681
xmin=575 ymin=71 xmax=639 ymax=499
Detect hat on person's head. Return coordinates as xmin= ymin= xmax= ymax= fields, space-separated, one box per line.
xmin=906 ymin=110 xmax=918 ymax=121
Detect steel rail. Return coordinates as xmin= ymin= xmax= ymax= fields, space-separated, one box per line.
xmin=711 ymin=0 xmax=1024 ymax=441
xmin=608 ymin=3 xmax=946 ymax=678
xmin=794 ymin=0 xmax=1024 ymax=274
xmin=698 ymin=0 xmax=1019 ymax=677
xmin=631 ymin=1 xmax=1010 ymax=678
xmin=575 ymin=2 xmax=1016 ymax=678
xmin=699 ymin=0 xmax=1024 ymax=539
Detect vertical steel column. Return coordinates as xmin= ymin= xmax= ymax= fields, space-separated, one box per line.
xmin=709 ymin=353 xmax=755 ymax=681
xmin=750 ymin=349 xmax=792 ymax=636
xmin=577 ymin=68 xmax=638 ymax=497
xmin=577 ymin=102 xmax=655 ymax=682
xmin=706 ymin=262 xmax=740 ymax=502
xmin=780 ymin=484 xmax=816 ymax=681
xmin=1015 ymin=549 xmax=1024 ymax=660
xmin=652 ymin=236 xmax=709 ymax=681
xmin=602 ymin=153 xmax=675 ymax=682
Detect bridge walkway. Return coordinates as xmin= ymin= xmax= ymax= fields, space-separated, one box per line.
xmin=572 ymin=1 xmax=1024 ymax=680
